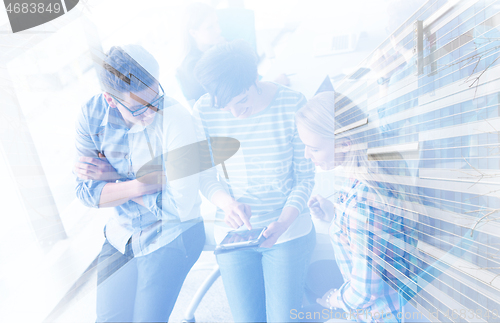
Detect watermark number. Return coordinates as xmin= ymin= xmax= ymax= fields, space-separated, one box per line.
xmin=6 ymin=2 xmax=61 ymax=14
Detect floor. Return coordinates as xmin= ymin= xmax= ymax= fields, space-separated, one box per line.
xmin=46 ymin=251 xmax=233 ymax=323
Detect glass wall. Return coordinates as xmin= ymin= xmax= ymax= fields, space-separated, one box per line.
xmin=333 ymin=0 xmax=500 ymax=321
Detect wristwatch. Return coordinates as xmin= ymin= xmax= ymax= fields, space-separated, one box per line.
xmin=326 ymin=289 xmax=338 ymax=310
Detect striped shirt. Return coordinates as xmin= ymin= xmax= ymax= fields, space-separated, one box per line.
xmin=330 ymin=177 xmax=405 ymax=323
xmin=193 ymin=84 xmax=315 ymax=243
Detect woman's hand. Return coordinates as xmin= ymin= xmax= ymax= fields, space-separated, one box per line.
xmin=259 ymin=206 xmax=298 ymax=248
xmin=260 ymin=221 xmax=289 ymax=248
xmin=317 ymin=288 xmax=341 ymax=309
xmin=74 ymin=153 xmax=121 ymax=182
xmin=308 ymin=195 xmax=335 ymax=222
xmin=221 ymin=201 xmax=252 ymax=230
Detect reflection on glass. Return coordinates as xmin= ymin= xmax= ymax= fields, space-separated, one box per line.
xmin=308 ymin=0 xmax=500 ymax=321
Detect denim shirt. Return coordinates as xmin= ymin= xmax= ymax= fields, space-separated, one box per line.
xmin=75 ymin=94 xmax=202 ymax=257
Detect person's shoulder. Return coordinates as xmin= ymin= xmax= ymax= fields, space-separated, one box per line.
xmin=81 ymin=93 xmax=105 ymax=111
xmin=192 ymin=93 xmax=215 ymax=114
xmin=78 ymin=93 xmax=107 ymax=125
xmin=350 ymin=179 xmax=390 ymax=214
xmin=346 ymin=178 xmax=372 ymax=198
xmin=275 ymin=83 xmax=305 ymax=98
xmin=162 ymin=96 xmax=191 ymax=120
xmin=272 ymin=84 xmax=307 ymax=111
xmin=162 ymin=96 xmax=182 ymax=110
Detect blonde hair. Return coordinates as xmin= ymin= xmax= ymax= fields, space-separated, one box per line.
xmin=295 ymin=91 xmax=336 ymax=139
xmin=296 ymin=91 xmax=412 ymax=207
xmin=296 ymin=91 xmax=369 ymax=176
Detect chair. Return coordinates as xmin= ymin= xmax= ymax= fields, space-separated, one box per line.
xmin=182 ymin=201 xmax=220 ymax=323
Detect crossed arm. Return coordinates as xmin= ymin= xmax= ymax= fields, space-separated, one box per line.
xmin=74 ymin=154 xmax=164 ymax=208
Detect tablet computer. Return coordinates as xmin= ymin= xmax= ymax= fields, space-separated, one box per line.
xmin=215 ymin=227 xmax=267 ymax=253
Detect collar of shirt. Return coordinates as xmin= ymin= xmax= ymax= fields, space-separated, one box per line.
xmin=99 ymin=100 xmax=127 ymax=129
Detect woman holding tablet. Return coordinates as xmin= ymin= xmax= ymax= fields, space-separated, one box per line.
xmin=193 ymin=40 xmax=316 ymax=322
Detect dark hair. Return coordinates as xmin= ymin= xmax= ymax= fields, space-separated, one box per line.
xmin=194 ymin=40 xmax=258 ymax=109
xmin=97 ymin=46 xmax=158 ymax=100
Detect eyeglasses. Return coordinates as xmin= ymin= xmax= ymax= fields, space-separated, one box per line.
xmin=111 ymin=82 xmax=165 ymax=117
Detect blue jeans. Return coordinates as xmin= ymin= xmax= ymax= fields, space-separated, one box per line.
xmin=96 ymin=221 xmax=205 ymax=323
xmin=216 ymin=227 xmax=316 ymax=323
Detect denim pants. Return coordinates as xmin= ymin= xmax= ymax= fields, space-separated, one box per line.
xmin=216 ymin=226 xmax=316 ymax=323
xmin=96 ymin=221 xmax=205 ymax=323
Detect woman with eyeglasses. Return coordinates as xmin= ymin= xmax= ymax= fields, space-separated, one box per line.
xmin=73 ymin=45 xmax=205 ymax=322
xmin=193 ymin=40 xmax=316 ymax=322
